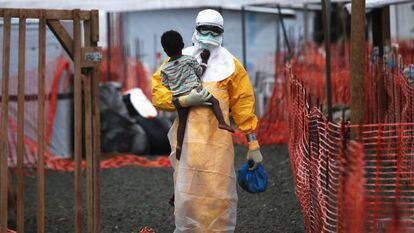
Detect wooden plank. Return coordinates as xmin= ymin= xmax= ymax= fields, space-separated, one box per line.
xmin=350 ymin=0 xmax=366 ymax=127
xmin=0 ymin=8 xmax=91 ymax=20
xmin=17 ymin=10 xmax=26 ymax=233
xmin=47 ymin=10 xmax=90 ymax=20
xmin=0 ymin=93 xmax=73 ymax=102
xmin=92 ymin=51 xmax=102 ymax=233
xmin=84 ymin=20 xmax=91 ymax=47
xmin=83 ymin=73 xmax=93 ymax=233
xmin=37 ymin=10 xmax=46 ymax=233
xmin=90 ymin=10 xmax=99 ymax=43
xmin=0 ymin=11 xmax=11 ymax=233
xmin=83 ymin=18 xmax=94 ymax=233
xmin=73 ymin=9 xmax=83 ymax=233
xmin=46 ymin=19 xmax=74 ymax=59
xmin=81 ymin=47 xmax=102 ymax=68
xmin=90 ymin=10 xmax=101 ymax=233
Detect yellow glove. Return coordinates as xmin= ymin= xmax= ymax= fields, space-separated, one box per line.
xmin=246 ymin=140 xmax=263 ymax=171
xmin=178 ymin=88 xmax=212 ymax=107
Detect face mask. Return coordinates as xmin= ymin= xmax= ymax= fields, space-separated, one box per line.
xmin=194 ymin=31 xmax=223 ymax=50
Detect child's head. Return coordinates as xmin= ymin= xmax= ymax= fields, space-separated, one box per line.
xmin=161 ymin=30 xmax=184 ymax=57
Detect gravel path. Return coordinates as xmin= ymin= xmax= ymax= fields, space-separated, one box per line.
xmin=23 ymin=145 xmax=304 ymax=233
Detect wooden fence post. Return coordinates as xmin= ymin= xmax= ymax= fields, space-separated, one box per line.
xmin=1 ymin=10 xmax=11 ymax=233
xmin=73 ymin=9 xmax=83 ymax=233
xmin=17 ymin=9 xmax=26 ymax=233
xmin=350 ymin=0 xmax=366 ymax=127
xmin=37 ymin=9 xmax=46 ymax=233
xmin=82 ymin=16 xmax=94 ymax=233
xmin=90 ymin=10 xmax=101 ymax=233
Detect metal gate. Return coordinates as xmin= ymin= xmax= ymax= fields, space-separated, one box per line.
xmin=0 ymin=8 xmax=101 ymax=233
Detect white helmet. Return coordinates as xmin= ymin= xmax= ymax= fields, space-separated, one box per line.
xmin=196 ymin=9 xmax=224 ymax=30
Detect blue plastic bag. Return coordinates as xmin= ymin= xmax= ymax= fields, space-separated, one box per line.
xmin=237 ymin=160 xmax=268 ymax=193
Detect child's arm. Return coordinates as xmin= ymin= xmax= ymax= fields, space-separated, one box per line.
xmin=199 ymin=49 xmax=210 ymax=75
xmin=191 ymin=50 xmax=210 ymax=78
xmin=160 ymin=70 xmax=171 ymax=90
xmin=191 ymin=59 xmax=204 ymax=78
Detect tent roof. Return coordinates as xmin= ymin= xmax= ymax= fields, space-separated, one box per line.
xmin=0 ymin=0 xmax=346 ymax=12
xmin=345 ymin=0 xmax=413 ymax=12
xmin=0 ymin=0 xmax=408 ymax=12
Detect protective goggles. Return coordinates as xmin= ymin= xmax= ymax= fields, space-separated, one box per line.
xmin=196 ymin=25 xmax=223 ymax=36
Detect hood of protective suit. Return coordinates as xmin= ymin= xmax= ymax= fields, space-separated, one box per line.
xmin=186 ymin=9 xmax=234 ymax=82
xmin=196 ymin=9 xmax=224 ymax=30
xmin=193 ymin=9 xmax=224 ymax=51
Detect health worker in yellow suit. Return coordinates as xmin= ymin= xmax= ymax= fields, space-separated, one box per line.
xmin=151 ymin=9 xmax=264 ymax=233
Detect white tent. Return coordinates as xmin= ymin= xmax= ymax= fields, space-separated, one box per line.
xmin=0 ymin=0 xmax=351 ymax=12
xmin=2 ymin=0 xmax=412 ymax=12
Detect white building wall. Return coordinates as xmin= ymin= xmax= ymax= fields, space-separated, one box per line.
xmin=122 ymin=8 xmax=309 ymax=75
xmin=390 ymin=2 xmax=414 ymax=40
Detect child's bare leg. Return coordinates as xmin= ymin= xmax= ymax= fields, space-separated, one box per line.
xmin=207 ymin=96 xmax=235 ymax=133
xmin=174 ymin=106 xmax=190 ymax=160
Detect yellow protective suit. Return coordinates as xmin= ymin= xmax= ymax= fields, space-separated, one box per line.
xmin=152 ymin=57 xmax=258 ymax=232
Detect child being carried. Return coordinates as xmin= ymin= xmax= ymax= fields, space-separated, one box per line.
xmin=160 ymin=30 xmax=235 ymax=160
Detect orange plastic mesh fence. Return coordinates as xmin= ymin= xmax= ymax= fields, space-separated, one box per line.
xmin=2 ymin=56 xmax=71 ymax=168
xmin=237 ymin=41 xmax=414 ymax=146
xmin=2 ymin=56 xmax=170 ymax=172
xmin=287 ymin=63 xmax=414 ymax=233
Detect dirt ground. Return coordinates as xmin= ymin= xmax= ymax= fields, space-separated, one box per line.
xmin=22 ymin=145 xmax=304 ymax=233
